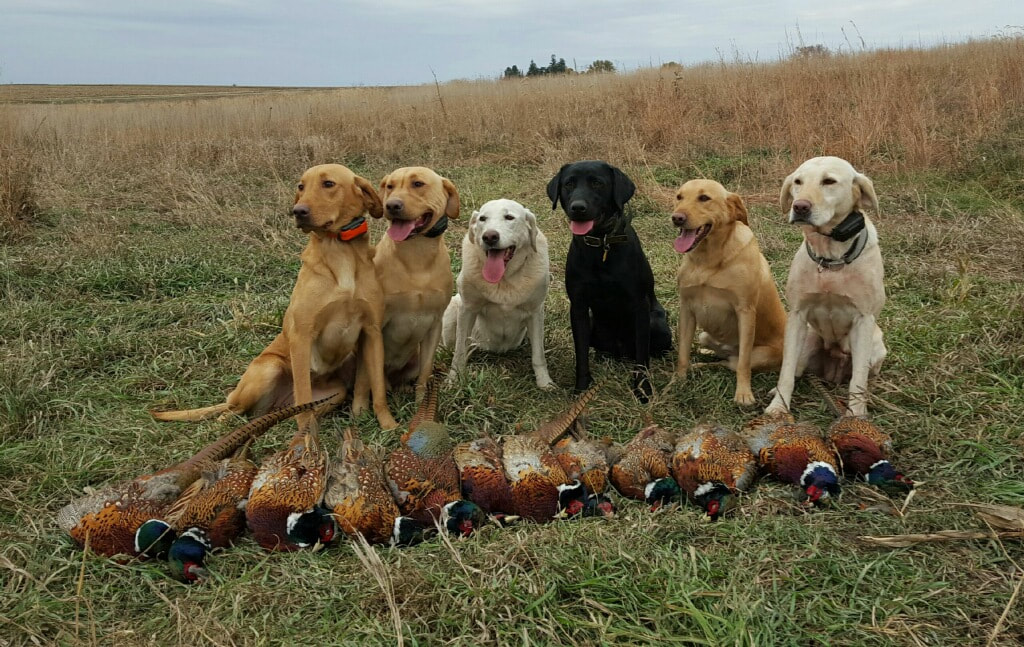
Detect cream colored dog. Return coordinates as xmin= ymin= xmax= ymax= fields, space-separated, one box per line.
xmin=671 ymin=180 xmax=786 ymax=406
xmin=766 ymin=156 xmax=887 ymax=417
xmin=352 ymin=166 xmax=459 ymax=411
xmin=442 ymin=198 xmax=554 ymax=389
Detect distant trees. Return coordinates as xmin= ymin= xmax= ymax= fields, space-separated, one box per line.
xmin=501 ymin=55 xmax=617 ymax=79
xmin=792 ymin=44 xmax=831 ymax=59
xmin=586 ymin=60 xmax=615 ymax=73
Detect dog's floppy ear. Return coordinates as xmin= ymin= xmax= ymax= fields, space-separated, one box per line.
xmin=524 ymin=208 xmax=539 ymax=252
xmin=354 ymin=174 xmax=383 ymax=219
xmin=468 ymin=209 xmax=480 ymax=244
xmin=442 ymin=177 xmax=461 ymax=219
xmin=853 ymin=172 xmax=879 ymax=216
xmin=727 ymin=192 xmax=749 ymax=226
xmin=779 ymin=172 xmax=795 ymax=214
xmin=378 ymin=172 xmax=392 ymax=200
xmin=546 ymin=165 xmax=567 ymax=210
xmin=610 ymin=165 xmax=636 ymax=213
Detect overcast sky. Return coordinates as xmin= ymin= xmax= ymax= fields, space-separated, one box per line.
xmin=0 ymin=0 xmax=1018 ymax=86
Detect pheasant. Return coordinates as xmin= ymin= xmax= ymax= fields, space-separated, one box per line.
xmin=441 ymin=500 xmax=489 ymax=537
xmin=828 ymin=417 xmax=914 ymax=495
xmin=609 ymin=422 xmax=680 ymax=510
xmin=246 ymin=416 xmax=337 ymax=551
xmin=501 ymin=385 xmax=599 ymax=522
xmin=326 ymin=427 xmax=416 ymax=545
xmin=672 ymin=424 xmax=757 ymax=520
xmin=552 ymin=420 xmax=615 ymax=518
xmin=741 ymin=413 xmax=840 ymax=506
xmin=453 ymin=435 xmax=516 ymax=518
xmin=385 ymin=375 xmax=463 ymax=527
xmin=56 ymin=398 xmax=331 ymax=560
xmin=809 ymin=375 xmax=914 ymax=495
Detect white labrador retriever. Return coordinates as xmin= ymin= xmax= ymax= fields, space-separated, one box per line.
xmin=766 ymin=156 xmax=887 ymax=417
xmin=442 ymin=198 xmax=555 ymax=389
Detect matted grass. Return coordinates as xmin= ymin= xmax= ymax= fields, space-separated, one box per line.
xmin=1 ymin=39 xmax=1023 ymax=646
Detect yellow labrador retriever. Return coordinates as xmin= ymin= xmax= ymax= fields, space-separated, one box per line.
xmin=152 ymin=164 xmax=398 ymax=430
xmin=766 ymin=156 xmax=887 ymax=417
xmin=442 ymin=198 xmax=554 ymax=389
xmin=352 ymin=166 xmax=459 ymax=410
xmin=671 ymin=179 xmax=786 ymax=406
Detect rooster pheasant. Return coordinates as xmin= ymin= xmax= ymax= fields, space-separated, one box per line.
xmin=741 ymin=413 xmax=840 ymax=506
xmin=501 ymin=385 xmax=599 ymax=522
xmin=325 ymin=427 xmax=424 ymax=545
xmin=246 ymin=415 xmax=336 ymax=551
xmin=57 ymin=398 xmax=331 ymax=560
xmin=809 ymin=375 xmax=914 ymax=495
xmin=454 ymin=435 xmax=516 ymax=518
xmin=672 ymin=424 xmax=757 ymax=520
xmin=385 ymin=375 xmax=463 ymax=527
xmin=610 ymin=422 xmax=680 ymax=510
xmin=553 ymin=420 xmax=614 ymax=518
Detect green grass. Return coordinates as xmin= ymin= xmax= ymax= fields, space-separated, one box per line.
xmin=1 ymin=161 xmax=1023 ymax=646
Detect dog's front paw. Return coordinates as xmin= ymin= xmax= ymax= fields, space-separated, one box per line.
xmin=446 ymin=368 xmax=459 ymax=387
xmin=764 ymin=395 xmax=788 ymax=415
xmin=675 ymin=367 xmax=689 ymax=383
xmin=536 ymin=375 xmax=556 ymax=391
xmin=632 ymin=370 xmax=653 ymax=404
xmin=733 ymin=388 xmax=756 ymax=407
xmin=351 ymin=397 xmax=369 ymax=416
xmin=377 ymin=411 xmax=399 ymax=431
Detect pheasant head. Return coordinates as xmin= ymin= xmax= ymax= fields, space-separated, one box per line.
xmin=133 ymin=519 xmax=176 ymax=560
xmin=644 ymin=477 xmax=682 ymax=511
xmin=583 ymin=493 xmax=615 ymax=518
xmin=865 ymin=460 xmax=914 ymax=494
xmin=800 ymin=462 xmax=841 ymax=506
xmin=391 ymin=516 xmax=430 ymax=547
xmin=556 ymin=480 xmax=588 ymax=518
xmin=442 ymin=500 xmax=488 ymax=537
xmin=693 ymin=482 xmax=735 ymax=520
xmin=167 ymin=528 xmax=211 ymax=584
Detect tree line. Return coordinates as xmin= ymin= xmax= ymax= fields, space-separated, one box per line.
xmin=503 ymin=55 xmax=615 ymax=79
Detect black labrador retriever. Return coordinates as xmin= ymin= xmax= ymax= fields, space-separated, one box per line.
xmin=547 ymin=160 xmax=672 ymax=401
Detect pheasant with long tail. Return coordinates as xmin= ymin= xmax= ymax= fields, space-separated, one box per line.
xmin=741 ymin=412 xmax=841 ymax=507
xmin=672 ymin=423 xmax=757 ymax=520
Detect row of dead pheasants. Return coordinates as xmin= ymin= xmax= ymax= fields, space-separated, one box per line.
xmin=58 ymin=377 xmax=913 ymax=583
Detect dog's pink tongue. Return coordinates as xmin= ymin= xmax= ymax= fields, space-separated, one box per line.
xmin=482 ymin=250 xmax=507 ymax=283
xmin=673 ymin=229 xmax=698 ymax=253
xmin=387 ymin=219 xmax=417 ymax=241
xmin=569 ymin=220 xmax=594 ymax=236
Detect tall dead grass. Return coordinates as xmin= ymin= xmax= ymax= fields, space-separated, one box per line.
xmin=0 ymin=38 xmax=1021 ymax=219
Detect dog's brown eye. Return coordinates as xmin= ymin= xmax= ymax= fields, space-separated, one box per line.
xmin=591 ymin=179 xmax=604 ymax=188
xmin=822 ymin=178 xmax=836 ymax=185
xmin=386 ymin=184 xmax=394 ymax=190
xmin=698 ymin=194 xmax=710 ymax=202
xmin=412 ymin=181 xmax=425 ymax=188
xmin=479 ymin=216 xmax=487 ymax=222
xmin=565 ymin=179 xmax=576 ymax=189
xmin=297 ymin=183 xmax=304 ymax=191
xmin=504 ymin=214 xmax=514 ymax=221
xmin=794 ymin=179 xmax=803 ymax=185
xmin=322 ymin=180 xmax=335 ymax=188
xmin=676 ymin=194 xmax=682 ymax=200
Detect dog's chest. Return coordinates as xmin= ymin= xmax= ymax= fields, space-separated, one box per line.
xmin=311 ymin=317 xmax=363 ymax=373
xmin=679 ymin=285 xmax=738 ymax=331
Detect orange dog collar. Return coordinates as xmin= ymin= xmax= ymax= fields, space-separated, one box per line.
xmin=332 ymin=217 xmax=368 ymax=242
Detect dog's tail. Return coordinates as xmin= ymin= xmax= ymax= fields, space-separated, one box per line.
xmin=150 ymin=402 xmax=232 ymax=422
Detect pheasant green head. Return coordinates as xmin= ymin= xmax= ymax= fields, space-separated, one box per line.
xmin=168 ymin=528 xmax=211 ymax=584
xmin=644 ymin=477 xmax=682 ymax=511
xmin=801 ymin=462 xmax=841 ymax=506
xmin=285 ymin=506 xmax=337 ymax=548
xmin=443 ymin=500 xmax=487 ymax=537
xmin=865 ymin=460 xmax=914 ymax=495
xmin=391 ymin=516 xmax=429 ymax=547
xmin=134 ymin=520 xmax=176 ymax=559
xmin=694 ymin=482 xmax=735 ymax=521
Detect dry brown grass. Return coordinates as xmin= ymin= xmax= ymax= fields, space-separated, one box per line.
xmin=0 ymin=38 xmax=1020 ymax=222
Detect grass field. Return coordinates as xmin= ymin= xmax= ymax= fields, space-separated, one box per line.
xmin=1 ymin=38 xmax=1023 ymax=646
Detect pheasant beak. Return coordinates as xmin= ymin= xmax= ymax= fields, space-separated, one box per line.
xmin=805 ymin=485 xmax=823 ymax=503
xmin=706 ymin=499 xmax=721 ymax=519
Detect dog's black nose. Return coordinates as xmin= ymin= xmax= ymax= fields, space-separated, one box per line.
xmin=671 ymin=212 xmax=687 ymax=227
xmin=386 ymin=198 xmax=404 ymax=213
xmin=792 ymin=200 xmax=812 ymax=218
xmin=570 ymin=200 xmax=588 ymax=215
xmin=292 ymin=204 xmax=310 ymax=222
xmin=481 ymin=230 xmax=500 ymax=247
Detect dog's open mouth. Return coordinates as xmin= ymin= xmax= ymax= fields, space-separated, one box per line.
xmin=569 ymin=220 xmax=595 ymax=236
xmin=387 ymin=212 xmax=433 ymax=241
xmin=482 ymin=246 xmax=516 ymax=284
xmin=673 ymin=223 xmax=712 ymax=253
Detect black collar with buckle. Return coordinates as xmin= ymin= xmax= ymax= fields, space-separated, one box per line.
xmin=581 ymin=232 xmax=629 ymax=262
xmin=422 ymin=215 xmax=448 ymax=238
xmin=805 ymin=226 xmax=868 ymax=271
